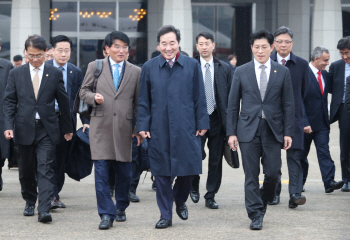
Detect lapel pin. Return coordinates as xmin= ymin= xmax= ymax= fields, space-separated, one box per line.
xmin=274 ymin=70 xmax=277 ymax=73
xmin=70 ymin=71 xmax=72 ymax=73
xmin=46 ymin=74 xmax=49 ymax=77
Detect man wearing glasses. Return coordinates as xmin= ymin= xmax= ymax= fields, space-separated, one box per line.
xmin=328 ymin=36 xmax=350 ymax=192
xmin=3 ymin=35 xmax=73 ymax=223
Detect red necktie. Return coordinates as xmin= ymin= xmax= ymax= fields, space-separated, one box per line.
xmin=317 ymin=71 xmax=323 ymax=95
xmin=281 ymin=59 xmax=286 ymax=65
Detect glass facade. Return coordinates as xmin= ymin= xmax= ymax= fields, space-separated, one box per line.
xmin=0 ymin=1 xmax=12 ymax=60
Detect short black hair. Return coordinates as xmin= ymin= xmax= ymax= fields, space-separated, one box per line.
xmin=249 ymin=30 xmax=274 ymax=46
xmin=47 ymin=43 xmax=53 ymax=50
xmin=196 ymin=32 xmax=215 ymax=43
xmin=274 ymin=26 xmax=293 ymax=39
xmin=157 ymin=25 xmax=181 ymax=44
xmin=105 ymin=31 xmax=129 ymax=48
xmin=51 ymin=35 xmax=72 ymax=48
xmin=13 ymin=55 xmax=23 ymax=61
xmin=337 ymin=36 xmax=350 ymax=50
xmin=101 ymin=39 xmax=106 ymax=51
xmin=24 ymin=34 xmax=47 ymax=51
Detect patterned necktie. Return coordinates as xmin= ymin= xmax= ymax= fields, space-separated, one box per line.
xmin=282 ymin=59 xmax=286 ymax=66
xmin=113 ymin=63 xmax=120 ymax=91
xmin=58 ymin=66 xmax=67 ymax=91
xmin=168 ymin=60 xmax=174 ymax=68
xmin=259 ymin=65 xmax=267 ymax=118
xmin=204 ymin=63 xmax=214 ymax=115
xmin=317 ymin=71 xmax=324 ymax=95
xmin=33 ymin=68 xmax=39 ymax=99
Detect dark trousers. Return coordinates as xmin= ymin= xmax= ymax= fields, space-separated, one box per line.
xmin=94 ymin=160 xmax=131 ymax=220
xmin=300 ymin=121 xmax=335 ymax=188
xmin=337 ymin=104 xmax=350 ymax=184
xmin=53 ymin=114 xmax=71 ymax=200
xmin=155 ymin=175 xmax=193 ymax=220
xmin=275 ymin=149 xmax=303 ymax=196
xmin=192 ymin=109 xmax=225 ymax=199
xmin=239 ymin=119 xmax=281 ymax=220
xmin=17 ymin=122 xmax=56 ymax=213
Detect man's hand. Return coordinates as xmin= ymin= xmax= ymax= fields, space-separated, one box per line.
xmin=132 ymin=134 xmax=143 ymax=146
xmin=196 ymin=129 xmax=207 ymax=136
xmin=283 ymin=136 xmax=292 ymax=150
xmin=304 ymin=126 xmax=312 ymax=134
xmin=228 ymin=135 xmax=238 ymax=151
xmin=139 ymin=131 xmax=151 ymax=139
xmin=82 ymin=124 xmax=90 ymax=132
xmin=4 ymin=130 xmax=13 ymax=140
xmin=94 ymin=93 xmax=104 ymax=104
xmin=64 ymin=133 xmax=73 ymax=141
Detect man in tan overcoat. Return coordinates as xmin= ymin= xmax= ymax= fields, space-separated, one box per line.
xmin=80 ymin=31 xmax=141 ymax=230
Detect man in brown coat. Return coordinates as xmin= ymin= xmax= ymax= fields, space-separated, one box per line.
xmin=80 ymin=31 xmax=141 ymax=230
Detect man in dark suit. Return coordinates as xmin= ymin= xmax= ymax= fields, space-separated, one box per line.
xmin=3 ymin=35 xmax=73 ymax=223
xmin=190 ymin=32 xmax=232 ymax=209
xmin=227 ymin=30 xmax=294 ymax=230
xmin=0 ymin=37 xmax=13 ymax=191
xmin=328 ymin=36 xmax=350 ymax=192
xmin=46 ymin=35 xmax=89 ymax=209
xmin=269 ymin=26 xmax=308 ymax=207
xmin=301 ymin=46 xmax=344 ymax=193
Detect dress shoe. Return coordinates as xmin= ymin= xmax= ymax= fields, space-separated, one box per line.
xmin=190 ymin=189 xmax=200 ymax=203
xmin=288 ymin=193 xmax=306 ymax=208
xmin=0 ymin=176 xmax=3 ymax=191
xmin=23 ymin=204 xmax=35 ymax=216
xmin=115 ymin=209 xmax=126 ymax=222
xmin=341 ymin=183 xmax=350 ymax=192
xmin=38 ymin=212 xmax=52 ymax=223
xmin=152 ymin=181 xmax=157 ymax=191
xmin=175 ymin=200 xmax=188 ymax=220
xmin=155 ymin=219 xmax=172 ymax=229
xmin=205 ymin=198 xmax=219 ymax=209
xmin=51 ymin=197 xmax=66 ymax=209
xmin=267 ymin=195 xmax=280 ymax=205
xmin=250 ymin=216 xmax=263 ymax=230
xmin=325 ymin=180 xmax=344 ymax=193
xmin=129 ymin=191 xmax=140 ymax=202
xmin=99 ymin=215 xmax=113 ymax=230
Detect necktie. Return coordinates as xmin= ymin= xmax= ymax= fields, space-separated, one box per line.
xmin=33 ymin=68 xmax=39 ymax=99
xmin=204 ymin=63 xmax=215 ymax=115
xmin=168 ymin=60 xmax=174 ymax=68
xmin=259 ymin=65 xmax=267 ymax=118
xmin=58 ymin=66 xmax=67 ymax=91
xmin=317 ymin=71 xmax=323 ymax=95
xmin=113 ymin=63 xmax=120 ymax=91
xmin=281 ymin=59 xmax=286 ymax=66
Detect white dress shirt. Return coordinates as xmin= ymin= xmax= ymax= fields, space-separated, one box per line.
xmin=276 ymin=53 xmax=290 ymax=65
xmin=29 ymin=62 xmax=45 ymax=119
xmin=254 ymin=58 xmax=271 ymax=89
xmin=109 ymin=57 xmax=124 ymax=77
xmin=200 ymin=56 xmax=216 ymax=107
xmin=309 ymin=62 xmax=325 ymax=92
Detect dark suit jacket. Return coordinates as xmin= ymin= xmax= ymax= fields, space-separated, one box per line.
xmin=3 ymin=63 xmax=73 ymax=145
xmin=194 ymin=56 xmax=233 ymax=132
xmin=304 ymin=68 xmax=330 ymax=131
xmin=329 ymin=59 xmax=347 ymax=123
xmin=345 ymin=76 xmax=350 ymax=111
xmin=0 ymin=58 xmax=13 ymax=159
xmin=46 ymin=60 xmax=89 ymax=130
xmin=226 ymin=60 xmax=294 ymax=143
xmin=271 ymin=52 xmax=309 ymax=150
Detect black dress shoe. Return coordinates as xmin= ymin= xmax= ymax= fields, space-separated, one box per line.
xmin=267 ymin=195 xmax=280 ymax=205
xmin=129 ymin=192 xmax=140 ymax=202
xmin=325 ymin=180 xmax=344 ymax=193
xmin=205 ymin=198 xmax=219 ymax=209
xmin=152 ymin=181 xmax=157 ymax=191
xmin=155 ymin=219 xmax=172 ymax=229
xmin=250 ymin=217 xmax=263 ymax=230
xmin=115 ymin=209 xmax=126 ymax=222
xmin=99 ymin=215 xmax=113 ymax=230
xmin=289 ymin=193 xmax=306 ymax=208
xmin=190 ymin=190 xmax=200 ymax=203
xmin=51 ymin=197 xmax=66 ymax=209
xmin=38 ymin=212 xmax=52 ymax=223
xmin=23 ymin=204 xmax=35 ymax=216
xmin=341 ymin=183 xmax=350 ymax=192
xmin=175 ymin=200 xmax=188 ymax=220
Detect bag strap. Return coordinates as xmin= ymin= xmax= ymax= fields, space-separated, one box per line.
xmin=92 ymin=59 xmax=103 ymax=116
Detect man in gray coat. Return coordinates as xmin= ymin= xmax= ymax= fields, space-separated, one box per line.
xmin=80 ymin=31 xmax=141 ymax=230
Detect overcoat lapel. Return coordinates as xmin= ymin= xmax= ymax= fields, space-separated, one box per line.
xmin=116 ymin=61 xmax=131 ymax=96
xmin=101 ymin=58 xmax=116 ymax=94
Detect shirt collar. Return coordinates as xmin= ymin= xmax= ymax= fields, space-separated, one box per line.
xmin=109 ymin=56 xmax=124 ymax=68
xmin=29 ymin=62 xmax=45 ymax=71
xmin=53 ymin=59 xmax=68 ymax=70
xmin=309 ymin=62 xmax=321 ymax=75
xmin=254 ymin=58 xmax=271 ymax=70
xmin=200 ymin=56 xmax=214 ymax=68
xmin=276 ymin=53 xmax=290 ymax=64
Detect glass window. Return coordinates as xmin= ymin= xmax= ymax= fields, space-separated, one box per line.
xmin=79 ymin=39 xmax=105 ymax=75
xmin=216 ymin=6 xmax=234 ymax=60
xmin=51 ymin=2 xmax=77 ymax=32
xmin=119 ymin=2 xmax=147 ymax=33
xmin=128 ymin=37 xmax=147 ymax=67
xmin=343 ymin=7 xmax=350 ymax=37
xmin=80 ymin=2 xmax=116 ymax=32
xmin=0 ymin=3 xmax=11 ymax=60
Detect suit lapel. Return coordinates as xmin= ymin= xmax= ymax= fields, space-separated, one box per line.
xmin=37 ymin=64 xmax=50 ymax=101
xmin=247 ymin=61 xmax=261 ymax=100
xmin=264 ymin=61 xmax=278 ymax=100
xmin=308 ymin=69 xmax=323 ymax=96
xmin=67 ymin=64 xmax=73 ymax=101
xmin=116 ymin=61 xmax=131 ymax=96
xmin=339 ymin=61 xmax=345 ymax=89
xmin=23 ymin=64 xmax=36 ymax=99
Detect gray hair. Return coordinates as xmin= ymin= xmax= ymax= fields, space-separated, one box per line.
xmin=311 ymin=46 xmax=329 ymax=61
xmin=274 ymin=26 xmax=293 ymax=39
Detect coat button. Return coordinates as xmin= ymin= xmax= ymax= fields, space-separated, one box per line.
xmin=114 ymin=97 xmax=117 ymax=100
xmin=113 ymin=113 xmax=116 ymax=116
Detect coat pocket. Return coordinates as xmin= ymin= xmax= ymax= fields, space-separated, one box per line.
xmin=239 ymin=115 xmax=249 ymax=120
xmin=126 ymin=113 xmax=133 ymax=120
xmin=91 ymin=110 xmax=104 ymax=117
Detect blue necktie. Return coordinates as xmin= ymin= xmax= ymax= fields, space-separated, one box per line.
xmin=113 ymin=63 xmax=120 ymax=91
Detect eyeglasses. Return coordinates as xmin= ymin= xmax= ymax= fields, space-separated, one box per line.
xmin=113 ymin=45 xmax=129 ymax=51
xmin=340 ymin=52 xmax=350 ymax=57
xmin=275 ymin=40 xmax=293 ymax=45
xmin=27 ymin=54 xmax=44 ymax=59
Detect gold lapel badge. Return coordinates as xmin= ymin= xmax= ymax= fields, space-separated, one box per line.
xmin=46 ymin=74 xmax=49 ymax=77
xmin=274 ymin=70 xmax=277 ymax=73
xmin=70 ymin=71 xmax=72 ymax=73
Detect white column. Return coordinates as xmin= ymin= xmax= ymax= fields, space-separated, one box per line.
xmin=10 ymin=0 xmax=41 ymax=59
xmin=312 ymin=0 xmax=342 ymax=64
xmin=147 ymin=0 xmax=164 ymax=60
xmin=163 ymin=0 xmax=193 ymax=56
